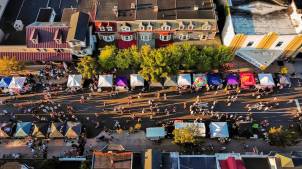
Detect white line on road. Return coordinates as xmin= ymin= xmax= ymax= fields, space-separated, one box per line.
xmin=215 ymin=111 xmax=291 ymax=114
xmin=295 ymin=99 xmax=302 ymax=113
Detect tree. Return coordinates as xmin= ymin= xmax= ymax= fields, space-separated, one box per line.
xmin=98 ymin=45 xmax=117 ymax=72
xmin=196 ymin=49 xmax=212 ymax=72
xmin=77 ymin=56 xmax=97 ymax=79
xmin=179 ymin=43 xmax=199 ymax=70
xmin=80 ymin=160 xmax=90 ymax=169
xmin=0 ymin=57 xmax=24 ymax=75
xmin=268 ymin=126 xmax=298 ymax=146
xmin=202 ymin=46 xmax=234 ymax=69
xmin=115 ymin=46 xmax=140 ymax=71
xmin=173 ymin=128 xmax=196 ymax=144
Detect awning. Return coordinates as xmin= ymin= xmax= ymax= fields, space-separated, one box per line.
xmin=115 ymin=76 xmax=128 ymax=87
xmin=240 ymin=72 xmax=256 ymax=89
xmin=49 ymin=122 xmax=65 ymax=138
xmin=174 ymin=122 xmax=206 ymax=137
xmin=207 ymin=74 xmax=222 ymax=86
xmin=235 ymin=49 xmax=282 ymax=70
xmin=164 ymin=75 xmax=177 ymax=87
xmin=8 ymin=77 xmax=26 ymax=90
xmin=258 ymin=73 xmax=275 ymax=87
xmin=98 ymin=74 xmax=113 ymax=87
xmin=65 ymin=122 xmax=82 ymax=139
xmin=177 ymin=74 xmax=191 ymax=86
xmin=14 ymin=122 xmax=32 ymax=138
xmin=0 ymin=123 xmax=13 ymax=138
xmin=130 ymin=74 xmax=144 ymax=87
xmin=146 ymin=127 xmax=166 ymax=140
xmin=67 ymin=75 xmax=82 ymax=88
xmin=32 ymin=123 xmax=49 ymax=138
xmin=193 ymin=74 xmax=207 ymax=88
xmin=227 ymin=74 xmax=239 ymax=85
xmin=0 ymin=77 xmax=12 ymax=88
xmin=209 ymin=122 xmax=229 ymax=138
xmin=219 ymin=157 xmax=246 ymax=169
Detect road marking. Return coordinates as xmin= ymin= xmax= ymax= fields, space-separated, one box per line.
xmin=295 ymin=99 xmax=302 ymax=113
xmin=214 ymin=111 xmax=291 ymax=114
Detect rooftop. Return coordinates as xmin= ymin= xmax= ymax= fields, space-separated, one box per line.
xmin=229 ymin=0 xmax=296 ymax=35
xmin=92 ymin=151 xmax=133 ymax=169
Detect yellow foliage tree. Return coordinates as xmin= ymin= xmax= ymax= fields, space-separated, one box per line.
xmin=268 ymin=126 xmax=298 ymax=146
xmin=173 ymin=127 xmax=196 ymax=144
xmin=0 ymin=57 xmax=23 ymax=75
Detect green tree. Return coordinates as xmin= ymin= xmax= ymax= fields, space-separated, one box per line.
xmin=115 ymin=46 xmax=140 ymax=71
xmin=179 ymin=43 xmax=199 ymax=70
xmin=268 ymin=126 xmax=298 ymax=146
xmin=80 ymin=160 xmax=90 ymax=169
xmin=196 ymin=49 xmax=212 ymax=72
xmin=202 ymin=46 xmax=234 ymax=69
xmin=173 ymin=128 xmax=196 ymax=144
xmin=0 ymin=57 xmax=24 ymax=75
xmin=77 ymin=56 xmax=97 ymax=79
xmin=98 ymin=45 xmax=117 ymax=72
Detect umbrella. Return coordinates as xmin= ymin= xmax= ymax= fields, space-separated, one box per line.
xmin=0 ymin=77 xmax=12 ymax=88
xmin=115 ymin=76 xmax=128 ymax=87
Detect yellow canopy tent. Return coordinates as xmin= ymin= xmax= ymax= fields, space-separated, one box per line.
xmin=49 ymin=123 xmax=65 ymax=138
xmin=275 ymin=154 xmax=294 ymax=168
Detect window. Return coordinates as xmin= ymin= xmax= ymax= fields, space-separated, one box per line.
xmin=161 ymin=24 xmax=171 ymax=31
xmin=120 ymin=25 xmax=130 ymax=32
xmin=103 ymin=35 xmax=115 ymax=42
xmin=179 ymin=22 xmax=185 ymax=30
xmin=201 ymin=23 xmax=211 ymax=30
xmin=121 ymin=35 xmax=133 ymax=41
xmin=140 ymin=33 xmax=152 ymax=41
xmin=147 ymin=24 xmax=153 ymax=31
xmin=200 ymin=34 xmax=207 ymax=40
xmin=179 ymin=34 xmax=189 ymax=40
xmin=99 ymin=26 xmax=105 ymax=31
xmin=246 ymin=41 xmax=254 ymax=47
xmin=159 ymin=34 xmax=171 ymax=41
xmin=188 ymin=24 xmax=194 ymax=30
xmin=275 ymin=41 xmax=283 ymax=47
xmin=106 ymin=26 xmax=113 ymax=31
xmin=139 ymin=24 xmax=145 ymax=31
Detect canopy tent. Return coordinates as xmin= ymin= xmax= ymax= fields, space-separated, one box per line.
xmin=146 ymin=127 xmax=166 ymax=140
xmin=193 ymin=74 xmax=207 ymax=88
xmin=65 ymin=122 xmax=82 ymax=139
xmin=174 ymin=122 xmax=206 ymax=137
xmin=67 ymin=75 xmax=82 ymax=88
xmin=98 ymin=75 xmax=113 ymax=87
xmin=177 ymin=74 xmax=191 ymax=86
xmin=150 ymin=81 xmax=163 ymax=87
xmin=32 ymin=123 xmax=49 ymax=138
xmin=227 ymin=74 xmax=239 ymax=85
xmin=8 ymin=77 xmax=26 ymax=90
xmin=240 ymin=72 xmax=256 ymax=89
xmin=258 ymin=73 xmax=275 ymax=87
xmin=207 ymin=74 xmax=222 ymax=86
xmin=49 ymin=122 xmax=65 ymax=138
xmin=164 ymin=76 xmax=177 ymax=87
xmin=130 ymin=74 xmax=144 ymax=87
xmin=0 ymin=77 xmax=12 ymax=88
xmin=219 ymin=157 xmax=246 ymax=169
xmin=209 ymin=122 xmax=229 ymax=138
xmin=115 ymin=76 xmax=128 ymax=87
xmin=279 ymin=75 xmax=291 ymax=86
xmin=14 ymin=122 xmax=32 ymax=138
xmin=275 ymin=154 xmax=294 ymax=168
xmin=0 ymin=122 xmax=13 ymax=138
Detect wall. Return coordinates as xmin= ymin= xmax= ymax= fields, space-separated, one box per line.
xmin=221 ymin=15 xmax=235 ymax=46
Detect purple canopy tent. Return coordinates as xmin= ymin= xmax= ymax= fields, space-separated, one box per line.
xmin=115 ymin=76 xmax=128 ymax=87
xmin=227 ymin=74 xmax=239 ymax=85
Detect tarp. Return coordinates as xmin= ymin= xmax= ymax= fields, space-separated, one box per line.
xmin=174 ymin=122 xmax=206 ymax=137
xmin=146 ymin=127 xmax=166 ymax=140
xmin=258 ymin=73 xmax=275 ymax=87
xmin=193 ymin=74 xmax=207 ymax=88
xmin=240 ymin=72 xmax=256 ymax=89
xmin=207 ymin=74 xmax=222 ymax=86
xmin=49 ymin=122 xmax=65 ymax=138
xmin=32 ymin=123 xmax=49 ymax=138
xmin=130 ymin=74 xmax=144 ymax=87
xmin=14 ymin=122 xmax=32 ymax=138
xmin=67 ymin=75 xmax=82 ymax=88
xmin=219 ymin=157 xmax=246 ymax=169
xmin=227 ymin=74 xmax=239 ymax=85
xmin=209 ymin=122 xmax=229 ymax=138
xmin=98 ymin=75 xmax=113 ymax=87
xmin=115 ymin=76 xmax=128 ymax=87
xmin=0 ymin=123 xmax=13 ymax=138
xmin=275 ymin=154 xmax=294 ymax=168
xmin=8 ymin=77 xmax=26 ymax=90
xmin=0 ymin=77 xmax=12 ymax=88
xmin=164 ymin=76 xmax=177 ymax=87
xmin=65 ymin=122 xmax=82 ymax=139
xmin=177 ymin=74 xmax=191 ymax=86
xmin=279 ymin=75 xmax=291 ymax=85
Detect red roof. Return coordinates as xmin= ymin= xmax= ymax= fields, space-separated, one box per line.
xmin=219 ymin=157 xmax=246 ymax=169
xmin=117 ymin=39 xmax=136 ymax=49
xmin=0 ymin=51 xmax=72 ymax=61
xmin=95 ymin=21 xmax=116 ymax=32
xmin=240 ymin=72 xmax=256 ymax=89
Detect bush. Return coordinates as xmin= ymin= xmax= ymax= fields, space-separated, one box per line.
xmin=268 ymin=126 xmax=298 ymax=146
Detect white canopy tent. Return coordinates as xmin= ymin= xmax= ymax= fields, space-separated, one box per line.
xmin=164 ymin=76 xmax=177 ymax=87
xmin=98 ymin=74 xmax=113 ymax=87
xmin=177 ymin=74 xmax=191 ymax=86
xmin=279 ymin=75 xmax=291 ymax=86
xmin=258 ymin=73 xmax=275 ymax=87
xmin=174 ymin=122 xmax=206 ymax=137
xmin=67 ymin=75 xmax=82 ymax=88
xmin=8 ymin=77 xmax=26 ymax=90
xmin=130 ymin=74 xmax=144 ymax=87
xmin=209 ymin=122 xmax=229 ymax=138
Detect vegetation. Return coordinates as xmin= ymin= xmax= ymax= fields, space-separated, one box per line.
xmin=80 ymin=160 xmax=90 ymax=169
xmin=98 ymin=45 xmax=117 ymax=72
xmin=173 ymin=127 xmax=196 ymax=144
xmin=268 ymin=126 xmax=298 ymax=146
xmin=77 ymin=56 xmax=97 ymax=79
xmin=0 ymin=57 xmax=24 ymax=75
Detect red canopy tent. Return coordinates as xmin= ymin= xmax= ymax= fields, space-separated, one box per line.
xmin=240 ymin=72 xmax=256 ymax=89
xmin=219 ymin=157 xmax=246 ymax=169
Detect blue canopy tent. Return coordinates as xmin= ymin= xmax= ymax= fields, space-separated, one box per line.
xmin=146 ymin=127 xmax=166 ymax=140
xmin=14 ymin=122 xmax=32 ymax=138
xmin=0 ymin=77 xmax=12 ymax=88
xmin=209 ymin=122 xmax=229 ymax=138
xmin=207 ymin=74 xmax=222 ymax=86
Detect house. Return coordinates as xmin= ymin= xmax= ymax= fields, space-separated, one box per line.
xmin=91 ymin=151 xmax=133 ymax=169
xmin=91 ymin=0 xmax=218 ymax=49
xmin=222 ymin=0 xmax=302 ymax=70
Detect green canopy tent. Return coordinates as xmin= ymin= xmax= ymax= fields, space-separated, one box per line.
xmin=32 ymin=123 xmax=49 ymax=138
xmin=49 ymin=122 xmax=65 ymax=138
xmin=65 ymin=122 xmax=82 ymax=139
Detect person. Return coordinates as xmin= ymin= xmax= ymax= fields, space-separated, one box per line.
xmin=183 ymin=102 xmax=187 ymax=109
xmin=163 ymin=93 xmax=167 ymax=100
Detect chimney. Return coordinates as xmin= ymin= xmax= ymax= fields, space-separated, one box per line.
xmin=131 ymin=3 xmax=136 ymax=9
xmin=113 ymin=6 xmax=118 ymax=17
xmin=154 ymin=5 xmax=158 ymax=12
